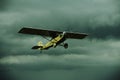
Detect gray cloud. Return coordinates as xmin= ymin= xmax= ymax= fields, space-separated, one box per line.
xmin=0 ymin=52 xmax=120 ymax=80
xmin=0 ymin=0 xmax=9 ymax=11
xmin=0 ymin=0 xmax=120 ymax=80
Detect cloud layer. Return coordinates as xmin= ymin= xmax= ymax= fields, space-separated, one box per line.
xmin=0 ymin=0 xmax=120 ymax=80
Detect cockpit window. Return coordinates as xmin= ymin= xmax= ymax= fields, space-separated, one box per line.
xmin=60 ymin=34 xmax=63 ymax=37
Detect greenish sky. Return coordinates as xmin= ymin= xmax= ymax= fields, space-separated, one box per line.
xmin=0 ymin=0 xmax=120 ymax=80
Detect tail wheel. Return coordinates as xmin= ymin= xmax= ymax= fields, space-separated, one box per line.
xmin=64 ymin=43 xmax=68 ymax=49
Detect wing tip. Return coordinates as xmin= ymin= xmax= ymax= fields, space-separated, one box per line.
xmin=82 ymin=34 xmax=88 ymax=39
xmin=18 ymin=27 xmax=25 ymax=33
xmin=18 ymin=27 xmax=30 ymax=33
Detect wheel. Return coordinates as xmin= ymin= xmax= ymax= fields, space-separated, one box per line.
xmin=53 ymin=43 xmax=56 ymax=48
xmin=64 ymin=43 xmax=68 ymax=49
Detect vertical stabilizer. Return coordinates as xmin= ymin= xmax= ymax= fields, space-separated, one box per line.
xmin=32 ymin=41 xmax=44 ymax=50
xmin=37 ymin=41 xmax=44 ymax=47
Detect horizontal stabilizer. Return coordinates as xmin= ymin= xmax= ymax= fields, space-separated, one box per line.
xmin=32 ymin=46 xmax=42 ymax=49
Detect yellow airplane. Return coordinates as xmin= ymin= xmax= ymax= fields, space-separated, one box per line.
xmin=18 ymin=27 xmax=88 ymax=50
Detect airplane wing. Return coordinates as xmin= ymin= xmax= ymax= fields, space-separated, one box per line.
xmin=65 ymin=32 xmax=88 ymax=39
xmin=18 ymin=27 xmax=88 ymax=39
xmin=18 ymin=27 xmax=62 ymax=37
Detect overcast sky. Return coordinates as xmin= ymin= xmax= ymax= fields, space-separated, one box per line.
xmin=0 ymin=0 xmax=120 ymax=80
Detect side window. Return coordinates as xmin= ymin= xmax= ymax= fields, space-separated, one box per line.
xmin=60 ymin=34 xmax=63 ymax=37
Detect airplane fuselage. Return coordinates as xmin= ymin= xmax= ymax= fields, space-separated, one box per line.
xmin=38 ymin=32 xmax=66 ymax=50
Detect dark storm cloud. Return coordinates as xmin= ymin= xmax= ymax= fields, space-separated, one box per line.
xmin=0 ymin=0 xmax=120 ymax=67
xmin=0 ymin=64 xmax=14 ymax=80
xmin=0 ymin=54 xmax=120 ymax=80
xmin=106 ymin=67 xmax=120 ymax=80
xmin=2 ymin=0 xmax=120 ymax=39
xmin=0 ymin=0 xmax=120 ymax=80
xmin=0 ymin=0 xmax=120 ymax=63
xmin=84 ymin=25 xmax=120 ymax=39
xmin=0 ymin=0 xmax=9 ymax=11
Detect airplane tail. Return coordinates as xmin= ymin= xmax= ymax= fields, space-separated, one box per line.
xmin=32 ymin=41 xmax=44 ymax=50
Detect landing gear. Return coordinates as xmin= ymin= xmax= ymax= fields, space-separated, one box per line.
xmin=59 ymin=43 xmax=68 ymax=49
xmin=64 ymin=43 xmax=68 ymax=49
xmin=53 ymin=43 xmax=56 ymax=48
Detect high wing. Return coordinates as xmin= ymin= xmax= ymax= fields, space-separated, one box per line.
xmin=18 ymin=27 xmax=62 ymax=38
xmin=65 ymin=32 xmax=88 ymax=39
xmin=18 ymin=27 xmax=88 ymax=39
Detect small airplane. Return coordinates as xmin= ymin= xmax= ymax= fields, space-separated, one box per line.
xmin=18 ymin=27 xmax=88 ymax=50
